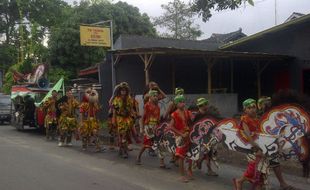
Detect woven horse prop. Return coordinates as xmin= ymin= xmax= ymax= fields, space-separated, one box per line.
xmin=153 ymin=117 xmax=222 ymax=162
xmin=152 ymin=104 xmax=309 ymax=176
xmin=218 ymin=104 xmax=310 ymax=161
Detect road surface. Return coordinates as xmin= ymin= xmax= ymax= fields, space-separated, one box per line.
xmin=0 ymin=125 xmax=309 ymax=190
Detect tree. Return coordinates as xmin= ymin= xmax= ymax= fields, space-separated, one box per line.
xmin=191 ymin=0 xmax=254 ymax=22
xmin=153 ymin=0 xmax=202 ymax=40
xmin=0 ymin=0 xmax=71 ymax=93
xmin=48 ymin=0 xmax=156 ymax=80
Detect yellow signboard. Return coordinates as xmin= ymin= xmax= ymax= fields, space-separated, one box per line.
xmin=80 ymin=26 xmax=111 ymax=47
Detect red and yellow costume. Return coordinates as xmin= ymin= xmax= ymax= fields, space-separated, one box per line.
xmin=79 ymin=90 xmax=101 ymax=151
xmin=143 ymin=101 xmax=160 ymax=147
xmin=58 ymin=97 xmax=79 ymax=145
xmin=238 ymin=114 xmax=265 ymax=185
xmin=43 ymin=97 xmax=58 ymax=139
xmin=112 ymin=96 xmax=134 ymax=136
xmin=112 ymin=82 xmax=135 ymax=158
xmin=171 ymin=110 xmax=192 ymax=158
xmin=237 ymin=115 xmax=260 ymax=144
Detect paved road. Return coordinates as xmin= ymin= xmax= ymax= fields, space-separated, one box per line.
xmin=0 ymin=125 xmax=309 ymax=190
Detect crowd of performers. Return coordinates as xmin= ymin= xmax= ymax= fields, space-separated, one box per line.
xmin=40 ymin=81 xmax=308 ymax=190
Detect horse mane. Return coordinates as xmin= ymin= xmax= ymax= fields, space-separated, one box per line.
xmin=271 ymin=89 xmax=310 ymax=113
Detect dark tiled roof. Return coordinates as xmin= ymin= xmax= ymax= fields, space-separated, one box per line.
xmin=203 ymin=28 xmax=247 ymax=44
xmin=284 ymin=12 xmax=305 ymax=23
xmin=113 ymin=35 xmax=219 ymax=51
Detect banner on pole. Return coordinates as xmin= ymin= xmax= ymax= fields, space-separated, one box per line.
xmin=80 ymin=26 xmax=111 ymax=47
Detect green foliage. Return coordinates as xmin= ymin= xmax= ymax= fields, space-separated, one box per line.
xmin=2 ymin=58 xmax=33 ymax=94
xmin=48 ymin=66 xmax=72 ymax=84
xmin=48 ymin=0 xmax=156 ymax=78
xmin=191 ymin=0 xmax=254 ymax=22
xmin=154 ymin=0 xmax=202 ymax=40
xmin=0 ymin=44 xmax=18 ymax=71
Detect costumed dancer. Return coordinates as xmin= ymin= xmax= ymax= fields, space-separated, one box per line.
xmin=127 ymin=94 xmax=141 ymax=151
xmin=143 ymin=81 xmax=166 ymax=157
xmin=57 ymin=88 xmax=79 ymax=147
xmin=257 ymin=96 xmax=272 ymax=117
xmin=163 ymin=87 xmax=184 ymax=164
xmin=79 ymin=88 xmax=101 ymax=152
xmin=108 ymin=84 xmax=120 ymax=150
xmin=136 ymin=90 xmax=164 ymax=166
xmin=112 ymin=82 xmax=135 ymax=158
xmin=143 ymin=81 xmax=166 ymax=104
xmin=193 ymin=97 xmax=218 ymax=176
xmin=43 ymin=90 xmax=58 ymax=140
xmin=163 ymin=87 xmax=184 ymax=120
xmin=257 ymin=95 xmax=295 ymax=190
xmin=169 ymin=95 xmax=193 ymax=183
xmin=233 ymin=99 xmax=268 ymax=190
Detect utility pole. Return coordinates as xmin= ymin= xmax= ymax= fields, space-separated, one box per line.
xmin=87 ymin=20 xmax=115 ymax=90
xmin=274 ymin=0 xmax=278 ymax=25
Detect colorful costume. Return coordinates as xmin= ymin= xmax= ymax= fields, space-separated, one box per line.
xmin=143 ymin=101 xmax=160 ymax=148
xmin=43 ymin=97 xmax=58 ymax=140
xmin=58 ymin=96 xmax=79 ymax=146
xmin=171 ymin=102 xmax=192 ymax=159
xmin=238 ymin=99 xmax=267 ymax=186
xmin=112 ymin=82 xmax=135 ymax=157
xmin=79 ymin=89 xmax=101 ymax=151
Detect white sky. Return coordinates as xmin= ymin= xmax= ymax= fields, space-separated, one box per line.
xmin=67 ymin=0 xmax=310 ymax=39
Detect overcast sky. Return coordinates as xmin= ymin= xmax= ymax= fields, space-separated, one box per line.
xmin=67 ymin=0 xmax=310 ymax=39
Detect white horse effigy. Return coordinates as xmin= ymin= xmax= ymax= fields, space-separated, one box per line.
xmin=153 ymin=104 xmax=310 ymax=174
xmin=217 ymin=104 xmax=310 ymax=162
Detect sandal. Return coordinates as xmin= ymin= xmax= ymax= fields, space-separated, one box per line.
xmin=136 ymin=159 xmax=141 ymax=165
xmin=187 ymin=171 xmax=194 ymax=180
xmin=179 ymin=176 xmax=189 ymax=183
xmin=206 ymin=171 xmax=218 ymax=176
xmin=123 ymin=152 xmax=128 ymax=159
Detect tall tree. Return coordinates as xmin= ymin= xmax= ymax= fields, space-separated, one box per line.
xmin=153 ymin=0 xmax=202 ymax=40
xmin=191 ymin=0 xmax=254 ymax=22
xmin=48 ymin=0 xmax=156 ymax=80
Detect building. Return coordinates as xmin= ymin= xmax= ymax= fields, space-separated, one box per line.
xmin=98 ymin=31 xmax=292 ymax=118
xmin=221 ymin=13 xmax=310 ymax=96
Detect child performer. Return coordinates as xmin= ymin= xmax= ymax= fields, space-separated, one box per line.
xmin=169 ymin=95 xmax=193 ymax=183
xmin=233 ymin=98 xmax=266 ymax=190
xmin=136 ymin=90 xmax=162 ymax=166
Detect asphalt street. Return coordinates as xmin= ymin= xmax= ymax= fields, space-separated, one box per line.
xmin=0 ymin=124 xmax=309 ymax=190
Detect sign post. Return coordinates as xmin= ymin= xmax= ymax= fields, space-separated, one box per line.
xmin=80 ymin=25 xmax=111 ymax=47
xmin=80 ymin=20 xmax=115 ymax=90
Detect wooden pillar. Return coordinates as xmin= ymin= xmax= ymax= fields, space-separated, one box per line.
xmin=230 ymin=60 xmax=234 ymax=93
xmin=257 ymin=62 xmax=261 ymax=98
xmin=256 ymin=61 xmax=271 ymax=98
xmin=172 ymin=62 xmax=176 ymax=92
xmin=204 ymin=57 xmax=216 ymax=94
xmin=139 ymin=54 xmax=155 ymax=85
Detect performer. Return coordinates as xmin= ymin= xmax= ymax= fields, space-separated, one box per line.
xmin=112 ymin=82 xmax=135 ymax=158
xmin=128 ymin=93 xmax=141 ymax=150
xmin=169 ymin=95 xmax=193 ymax=183
xmin=136 ymin=90 xmax=163 ymax=166
xmin=143 ymin=81 xmax=166 ymax=104
xmin=258 ymin=95 xmax=295 ymax=190
xmin=108 ymin=84 xmax=120 ymax=150
xmin=79 ymin=88 xmax=101 ymax=152
xmin=163 ymin=87 xmax=184 ymax=120
xmin=257 ymin=96 xmax=271 ymax=117
xmin=193 ymin=97 xmax=218 ymax=176
xmin=163 ymin=87 xmax=185 ymax=164
xmin=43 ymin=90 xmax=58 ymax=140
xmin=233 ymin=99 xmax=266 ymax=190
xmin=57 ymin=88 xmax=79 ymax=147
